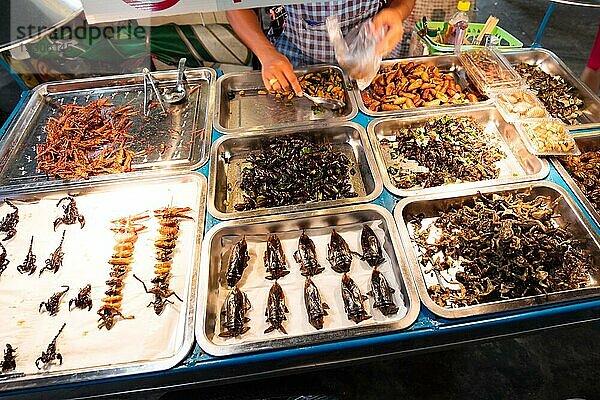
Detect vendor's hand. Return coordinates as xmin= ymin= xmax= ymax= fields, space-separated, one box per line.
xmin=372 ymin=8 xmax=405 ymax=56
xmin=260 ymin=50 xmax=302 ymax=95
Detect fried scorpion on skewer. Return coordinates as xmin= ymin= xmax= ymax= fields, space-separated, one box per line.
xmin=97 ymin=212 xmax=148 ymax=330
xmin=133 ymin=207 xmax=193 ymax=315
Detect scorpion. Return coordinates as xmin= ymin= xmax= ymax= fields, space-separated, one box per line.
xmin=40 ymin=286 xmax=69 ymax=316
xmin=39 ymin=231 xmax=66 ymax=276
xmin=1 ymin=344 xmax=16 ymax=373
xmin=35 ymin=323 xmax=66 ymax=370
xmin=17 ymin=236 xmax=36 ymax=275
xmin=54 ymin=196 xmax=85 ymax=231
xmin=0 ymin=200 xmax=19 ymax=241
xmin=0 ymin=243 xmax=9 ymax=278
xmin=69 ymin=284 xmax=92 ymax=311
xmin=133 ymin=274 xmax=182 ymax=315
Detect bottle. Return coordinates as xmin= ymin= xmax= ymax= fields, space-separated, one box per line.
xmin=444 ymin=1 xmax=471 ymax=52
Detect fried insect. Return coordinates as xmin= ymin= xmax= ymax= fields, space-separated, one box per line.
xmin=69 ymin=284 xmax=92 ymax=311
xmin=411 ymin=191 xmax=596 ymax=308
xmin=380 ymin=116 xmax=506 ymax=190
xmin=264 ymin=234 xmax=290 ymax=280
xmin=224 ymin=237 xmax=250 ymax=288
xmin=327 ymin=229 xmax=352 ymax=273
xmin=304 ymin=277 xmax=329 ymax=330
xmin=264 ymin=281 xmax=289 ymax=334
xmin=359 ymin=225 xmax=385 ymax=268
xmin=0 ymin=200 xmax=19 ymax=241
xmin=40 ymin=285 xmax=69 ymax=316
xmin=36 ymin=98 xmax=139 ymax=180
xmin=54 ymin=196 xmax=85 ymax=231
xmin=17 ymin=236 xmax=36 ymax=275
xmin=341 ymin=273 xmax=371 ymax=324
xmin=514 ymin=62 xmax=584 ymax=124
xmin=133 ymin=274 xmax=183 ymax=316
xmin=368 ymin=269 xmax=398 ymax=316
xmin=219 ymin=286 xmax=251 ymax=338
xmin=39 ymin=231 xmax=66 ymax=276
xmin=97 ymin=213 xmax=148 ymax=330
xmin=0 ymin=243 xmax=8 ymax=277
xmin=561 ymin=150 xmax=600 ymax=214
xmin=294 ymin=231 xmax=324 ymax=277
xmin=234 ymin=135 xmax=357 ymax=211
xmin=135 ymin=207 xmax=193 ymax=315
xmin=361 ymin=61 xmax=480 ymax=112
xmin=35 ymin=323 xmax=65 ymax=370
xmin=1 ymin=344 xmax=16 ymax=373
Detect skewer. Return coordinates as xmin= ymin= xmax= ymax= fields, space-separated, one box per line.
xmin=476 ymin=16 xmax=499 ymax=45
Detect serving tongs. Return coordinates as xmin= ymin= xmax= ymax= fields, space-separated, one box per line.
xmin=142 ymin=68 xmax=167 ymax=117
xmin=302 ymin=93 xmax=345 ymax=110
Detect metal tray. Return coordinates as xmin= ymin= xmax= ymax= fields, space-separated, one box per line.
xmin=0 ymin=68 xmax=216 ymax=190
xmin=503 ymin=48 xmax=600 ymax=130
xmin=197 ymin=204 xmax=420 ymax=356
xmin=354 ymin=54 xmax=491 ymax=118
xmin=0 ymin=172 xmax=206 ymax=391
xmin=367 ymin=105 xmax=550 ymax=197
xmin=394 ymin=181 xmax=600 ymax=319
xmin=207 ymin=122 xmax=383 ymax=220
xmin=552 ymin=131 xmax=600 ymax=228
xmin=214 ymin=65 xmax=357 ymax=135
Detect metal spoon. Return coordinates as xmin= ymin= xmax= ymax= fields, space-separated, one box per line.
xmin=302 ymin=93 xmax=345 ymax=110
xmin=164 ymin=58 xmax=187 ymax=104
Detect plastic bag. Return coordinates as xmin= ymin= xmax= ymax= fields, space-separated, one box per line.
xmin=326 ymin=16 xmax=384 ymax=90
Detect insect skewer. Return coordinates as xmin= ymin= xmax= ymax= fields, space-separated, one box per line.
xmin=97 ymin=213 xmax=148 ymax=330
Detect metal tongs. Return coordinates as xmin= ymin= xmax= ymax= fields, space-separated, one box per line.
xmin=302 ymin=93 xmax=345 ymax=110
xmin=142 ymin=68 xmax=167 ymax=117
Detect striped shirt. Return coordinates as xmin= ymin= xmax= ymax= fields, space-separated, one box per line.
xmin=275 ymin=0 xmax=381 ymax=67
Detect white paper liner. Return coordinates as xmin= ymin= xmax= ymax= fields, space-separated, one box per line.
xmin=0 ymin=180 xmax=201 ymax=378
xmin=211 ymin=220 xmax=407 ymax=346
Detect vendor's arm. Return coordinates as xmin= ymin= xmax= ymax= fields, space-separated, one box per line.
xmin=226 ymin=10 xmax=302 ymax=94
xmin=373 ymin=0 xmax=415 ymax=56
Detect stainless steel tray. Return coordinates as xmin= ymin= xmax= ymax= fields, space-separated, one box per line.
xmin=367 ymin=105 xmax=550 ymax=197
xmin=394 ymin=181 xmax=600 ymax=319
xmin=214 ymin=65 xmax=357 ymax=135
xmin=552 ymin=131 xmax=600 ymax=228
xmin=354 ymin=55 xmax=491 ymax=118
xmin=504 ymin=48 xmax=600 ymax=130
xmin=207 ymin=122 xmax=383 ymax=220
xmin=0 ymin=68 xmax=216 ymax=190
xmin=197 ymin=204 xmax=420 ymax=356
xmin=0 ymin=172 xmax=206 ymax=391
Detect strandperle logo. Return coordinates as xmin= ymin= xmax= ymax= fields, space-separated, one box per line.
xmin=122 ymin=0 xmax=181 ymax=11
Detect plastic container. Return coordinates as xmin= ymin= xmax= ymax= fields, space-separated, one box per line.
xmin=514 ymin=118 xmax=581 ymax=156
xmin=459 ymin=47 xmax=521 ymax=95
xmin=414 ymin=21 xmax=523 ymax=55
xmin=494 ymin=88 xmax=549 ymax=123
xmin=444 ymin=1 xmax=470 ymax=53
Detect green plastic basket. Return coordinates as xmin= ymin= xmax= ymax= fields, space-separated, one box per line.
xmin=415 ymin=21 xmax=523 ymax=54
